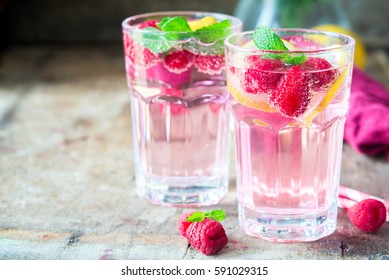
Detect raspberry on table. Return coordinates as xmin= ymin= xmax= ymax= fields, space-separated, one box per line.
xmin=163 ymin=50 xmax=194 ymax=74
xmin=269 ymin=65 xmax=311 ymax=117
xmin=240 ymin=56 xmax=284 ymax=94
xmin=177 ymin=210 xmax=228 ymax=256
xmin=178 ymin=212 xmax=194 ymax=238
xmin=347 ymin=199 xmax=387 ymax=233
xmin=186 ymin=218 xmax=228 ymax=256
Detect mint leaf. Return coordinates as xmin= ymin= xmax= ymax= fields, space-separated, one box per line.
xmin=140 ymin=27 xmax=174 ymax=54
xmin=187 ymin=212 xmax=205 ymax=222
xmin=253 ymin=26 xmax=288 ymax=51
xmin=194 ymin=19 xmax=231 ymax=43
xmin=253 ymin=25 xmax=306 ymax=65
xmin=283 ymin=55 xmax=307 ymax=65
xmin=186 ymin=210 xmax=226 ymax=223
xmin=204 ymin=210 xmax=226 ymax=221
xmin=157 ymin=16 xmax=192 ymax=33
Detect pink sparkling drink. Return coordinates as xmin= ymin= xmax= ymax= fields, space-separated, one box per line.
xmin=122 ymin=12 xmax=242 ymax=207
xmin=225 ymin=29 xmax=355 ymax=241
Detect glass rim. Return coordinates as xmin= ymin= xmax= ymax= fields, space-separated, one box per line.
xmin=122 ymin=11 xmax=242 ymax=34
xmin=224 ymin=28 xmax=356 ymax=54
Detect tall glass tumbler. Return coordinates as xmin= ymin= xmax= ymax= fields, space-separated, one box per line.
xmin=225 ymin=29 xmax=355 ymax=241
xmin=122 ymin=12 xmax=242 ymax=207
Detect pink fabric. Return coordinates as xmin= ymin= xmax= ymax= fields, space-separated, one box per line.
xmin=344 ymin=67 xmax=389 ymax=159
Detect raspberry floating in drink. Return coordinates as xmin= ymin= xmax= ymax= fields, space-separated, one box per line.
xmin=163 ymin=50 xmax=194 ymax=74
xmin=240 ymin=56 xmax=284 ymax=94
xmin=269 ymin=65 xmax=311 ymax=117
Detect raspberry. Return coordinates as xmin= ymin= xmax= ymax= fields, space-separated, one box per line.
xmin=139 ymin=20 xmax=160 ymax=29
xmin=240 ymin=57 xmax=284 ymax=94
xmin=269 ymin=65 xmax=311 ymax=117
xmin=122 ymin=33 xmax=135 ymax=62
xmin=347 ymin=199 xmax=387 ymax=233
xmin=303 ymin=57 xmax=338 ymax=91
xmin=163 ymin=50 xmax=194 ymax=74
xmin=122 ymin=34 xmax=159 ymax=68
xmin=194 ymin=54 xmax=225 ymax=75
xmin=178 ymin=212 xmax=194 ymax=238
xmin=186 ymin=218 xmax=228 ymax=256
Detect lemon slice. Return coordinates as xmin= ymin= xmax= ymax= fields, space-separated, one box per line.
xmin=188 ymin=16 xmax=217 ymax=31
xmin=282 ymin=39 xmax=297 ymax=51
xmin=227 ymin=83 xmax=277 ymax=113
xmin=304 ymin=68 xmax=348 ymax=125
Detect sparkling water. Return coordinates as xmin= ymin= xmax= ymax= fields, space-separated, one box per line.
xmin=127 ymin=65 xmax=231 ymax=207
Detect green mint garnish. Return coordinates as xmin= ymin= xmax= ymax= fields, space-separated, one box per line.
xmin=204 ymin=209 xmax=226 ymax=221
xmin=253 ymin=26 xmax=288 ymax=51
xmin=186 ymin=210 xmax=226 ymax=222
xmin=136 ymin=17 xmax=231 ymax=55
xmin=140 ymin=27 xmax=174 ymax=53
xmin=253 ymin=26 xmax=306 ymax=65
xmin=194 ymin=19 xmax=231 ymax=43
xmin=186 ymin=212 xmax=205 ymax=222
xmin=157 ymin=16 xmax=192 ymax=33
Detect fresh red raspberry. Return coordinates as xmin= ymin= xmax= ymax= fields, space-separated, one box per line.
xmin=163 ymin=50 xmax=194 ymax=74
xmin=240 ymin=56 xmax=284 ymax=94
xmin=269 ymin=65 xmax=311 ymax=117
xmin=178 ymin=212 xmax=194 ymax=238
xmin=139 ymin=20 xmax=160 ymax=29
xmin=194 ymin=54 xmax=225 ymax=75
xmin=122 ymin=33 xmax=159 ymax=68
xmin=303 ymin=57 xmax=338 ymax=91
xmin=139 ymin=47 xmax=159 ymax=68
xmin=186 ymin=218 xmax=228 ymax=256
xmin=347 ymin=199 xmax=387 ymax=233
xmin=122 ymin=33 xmax=135 ymax=62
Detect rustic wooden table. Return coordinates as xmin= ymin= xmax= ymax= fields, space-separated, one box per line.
xmin=0 ymin=45 xmax=388 ymax=260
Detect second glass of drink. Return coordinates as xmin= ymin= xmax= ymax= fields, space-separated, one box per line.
xmin=122 ymin=12 xmax=242 ymax=207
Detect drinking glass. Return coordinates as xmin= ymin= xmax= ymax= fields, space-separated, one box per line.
xmin=122 ymin=12 xmax=242 ymax=207
xmin=225 ymin=29 xmax=355 ymax=241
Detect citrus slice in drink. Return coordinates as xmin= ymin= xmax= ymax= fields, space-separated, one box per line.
xmin=227 ymin=82 xmax=277 ymax=112
xmin=304 ymin=68 xmax=348 ymax=125
xmin=188 ymin=16 xmax=217 ymax=31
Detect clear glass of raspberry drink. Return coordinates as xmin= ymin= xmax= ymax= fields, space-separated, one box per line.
xmin=122 ymin=12 xmax=242 ymax=207
xmin=225 ymin=27 xmax=355 ymax=241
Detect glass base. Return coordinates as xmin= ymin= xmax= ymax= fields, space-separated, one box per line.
xmin=136 ymin=174 xmax=229 ymax=207
xmin=239 ymin=204 xmax=338 ymax=242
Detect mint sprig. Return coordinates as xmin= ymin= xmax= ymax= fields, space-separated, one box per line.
xmin=194 ymin=19 xmax=231 ymax=43
xmin=253 ymin=26 xmax=288 ymax=51
xmin=157 ymin=16 xmax=192 ymax=33
xmin=135 ymin=16 xmax=231 ymax=55
xmin=253 ymin=26 xmax=306 ymax=65
xmin=186 ymin=210 xmax=226 ymax=222
xmin=140 ymin=27 xmax=174 ymax=53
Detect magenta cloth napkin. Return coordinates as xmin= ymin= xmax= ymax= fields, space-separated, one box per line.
xmin=344 ymin=67 xmax=389 ymax=159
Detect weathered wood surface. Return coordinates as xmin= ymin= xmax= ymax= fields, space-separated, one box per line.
xmin=0 ymin=45 xmax=388 ymax=260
